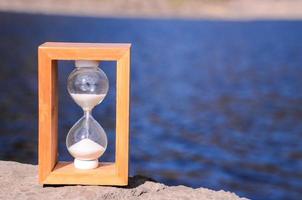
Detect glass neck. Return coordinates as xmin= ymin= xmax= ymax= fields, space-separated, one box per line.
xmin=83 ymin=110 xmax=91 ymax=118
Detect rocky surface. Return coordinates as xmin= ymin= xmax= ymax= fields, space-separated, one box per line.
xmin=0 ymin=161 xmax=248 ymax=200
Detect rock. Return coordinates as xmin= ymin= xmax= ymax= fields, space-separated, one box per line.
xmin=0 ymin=161 xmax=248 ymax=200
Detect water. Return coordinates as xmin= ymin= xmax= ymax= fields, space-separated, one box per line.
xmin=0 ymin=12 xmax=302 ymax=200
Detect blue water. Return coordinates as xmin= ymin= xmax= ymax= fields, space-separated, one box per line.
xmin=0 ymin=12 xmax=302 ymax=200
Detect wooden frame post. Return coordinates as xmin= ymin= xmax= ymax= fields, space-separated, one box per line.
xmin=38 ymin=42 xmax=131 ymax=185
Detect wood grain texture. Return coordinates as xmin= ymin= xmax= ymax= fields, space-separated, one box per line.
xmin=43 ymin=162 xmax=125 ymax=185
xmin=116 ymin=50 xmax=130 ymax=183
xmin=38 ymin=48 xmax=58 ymax=184
xmin=40 ymin=42 xmax=130 ymax=60
xmin=38 ymin=42 xmax=131 ymax=185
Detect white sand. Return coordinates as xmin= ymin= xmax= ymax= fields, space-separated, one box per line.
xmin=70 ymin=93 xmax=106 ymax=111
xmin=68 ymin=138 xmax=105 ymax=160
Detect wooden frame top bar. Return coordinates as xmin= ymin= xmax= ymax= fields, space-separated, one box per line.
xmin=39 ymin=42 xmax=131 ymax=60
xmin=40 ymin=42 xmax=131 ymax=48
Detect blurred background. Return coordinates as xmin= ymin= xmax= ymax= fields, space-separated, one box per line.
xmin=0 ymin=0 xmax=302 ymax=199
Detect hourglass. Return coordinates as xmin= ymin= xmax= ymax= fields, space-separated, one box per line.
xmin=38 ymin=42 xmax=130 ymax=185
xmin=66 ymin=60 xmax=109 ymax=170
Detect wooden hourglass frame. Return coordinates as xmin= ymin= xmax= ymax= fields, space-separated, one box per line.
xmin=38 ymin=42 xmax=131 ymax=185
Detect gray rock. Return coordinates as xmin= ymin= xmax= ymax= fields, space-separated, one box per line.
xmin=0 ymin=161 xmax=248 ymax=200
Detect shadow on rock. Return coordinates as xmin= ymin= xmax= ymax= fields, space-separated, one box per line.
xmin=125 ymin=175 xmax=157 ymax=189
xmin=43 ymin=175 xmax=156 ymax=189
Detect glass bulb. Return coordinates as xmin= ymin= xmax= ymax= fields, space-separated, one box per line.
xmin=66 ymin=60 xmax=109 ymax=170
xmin=66 ymin=113 xmax=107 ymax=160
xmin=67 ymin=61 xmax=109 ymax=110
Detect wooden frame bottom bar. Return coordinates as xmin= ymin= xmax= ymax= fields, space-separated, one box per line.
xmin=43 ymin=162 xmax=127 ymax=185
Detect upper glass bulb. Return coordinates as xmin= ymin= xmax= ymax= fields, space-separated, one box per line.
xmin=67 ymin=60 xmax=109 ymax=111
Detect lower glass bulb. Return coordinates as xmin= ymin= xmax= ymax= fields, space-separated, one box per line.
xmin=66 ymin=112 xmax=107 ymax=169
